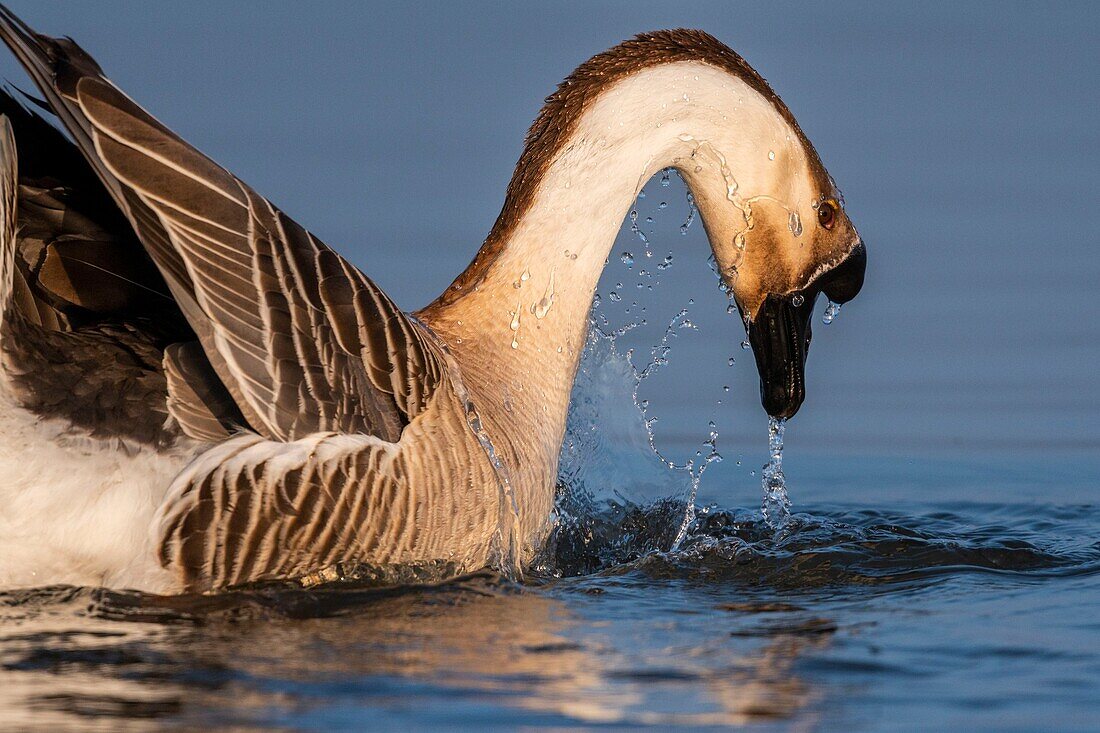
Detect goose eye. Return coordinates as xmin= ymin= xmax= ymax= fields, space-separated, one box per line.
xmin=817 ymin=201 xmax=837 ymax=230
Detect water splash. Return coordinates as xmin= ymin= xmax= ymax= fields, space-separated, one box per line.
xmin=639 ymin=308 xmax=697 ymax=379
xmin=761 ymin=417 xmax=791 ymax=531
xmin=547 ymin=166 xmax=740 ymax=570
xmin=671 ymin=421 xmax=722 ymax=550
xmin=680 ymin=189 xmax=697 ymax=235
xmin=628 ymin=209 xmax=649 ymax=246
xmin=550 ymin=319 xmax=725 ymax=570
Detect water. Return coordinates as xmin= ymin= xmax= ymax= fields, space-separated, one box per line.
xmin=761 ymin=417 xmax=792 ymax=530
xmin=1 ymin=2 xmax=1099 ymax=731
xmin=3 ymin=499 xmax=1097 ymax=731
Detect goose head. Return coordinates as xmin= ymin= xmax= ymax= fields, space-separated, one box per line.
xmin=740 ymin=202 xmax=865 ymax=420
xmin=698 ymin=183 xmax=866 ymax=420
xmin=668 ymin=69 xmax=867 ymax=420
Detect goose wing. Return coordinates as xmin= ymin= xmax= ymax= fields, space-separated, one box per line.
xmin=0 ymin=106 xmax=186 ymax=444
xmin=0 ymin=8 xmax=445 ymax=443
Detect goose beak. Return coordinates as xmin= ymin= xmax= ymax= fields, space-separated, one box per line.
xmin=748 ymin=242 xmax=866 ymax=419
xmin=748 ymin=291 xmax=816 ymax=419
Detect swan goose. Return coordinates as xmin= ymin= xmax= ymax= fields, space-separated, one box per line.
xmin=0 ymin=8 xmax=865 ymax=594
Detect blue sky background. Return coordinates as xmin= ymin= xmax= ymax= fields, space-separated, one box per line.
xmin=2 ymin=2 xmax=1097 ymax=501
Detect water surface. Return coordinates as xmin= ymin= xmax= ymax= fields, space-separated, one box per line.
xmin=3 ymin=487 xmax=1098 ymax=731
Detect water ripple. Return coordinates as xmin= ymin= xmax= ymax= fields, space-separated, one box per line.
xmin=541 ymin=501 xmax=1100 ymax=590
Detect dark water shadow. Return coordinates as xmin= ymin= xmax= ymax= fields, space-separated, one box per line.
xmin=539 ymin=499 xmax=1100 ymax=594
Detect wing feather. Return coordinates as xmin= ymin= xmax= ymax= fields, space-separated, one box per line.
xmin=0 ymin=11 xmax=443 ymax=443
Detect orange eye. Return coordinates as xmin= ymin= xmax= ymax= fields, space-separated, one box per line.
xmin=818 ymin=201 xmax=837 ymax=230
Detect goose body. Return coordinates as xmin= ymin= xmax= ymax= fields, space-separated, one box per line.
xmin=0 ymin=9 xmax=864 ymax=594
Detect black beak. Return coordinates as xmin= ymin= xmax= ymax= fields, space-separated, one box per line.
xmin=747 ymin=242 xmax=867 ymax=419
xmin=748 ymin=291 xmax=817 ymax=419
xmin=818 ymin=241 xmax=867 ymax=306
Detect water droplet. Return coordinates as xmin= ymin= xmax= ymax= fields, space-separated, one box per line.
xmin=768 ymin=150 xmax=775 ymax=161
xmin=726 ymin=303 xmax=737 ymax=315
xmin=741 ymin=340 xmax=750 ymax=350
xmin=788 ymin=211 xmax=803 ymax=237
xmin=823 ymin=301 xmax=842 ymax=325
xmin=620 ymin=252 xmax=634 ymax=266
xmin=628 ymin=209 xmax=649 ymax=244
xmin=727 ymin=357 xmax=735 ymax=366
xmin=658 ymin=201 xmax=668 ymax=210
xmin=521 ymin=269 xmax=530 ymax=282
xmin=645 ymin=216 xmax=654 ymax=224
xmin=509 ymin=308 xmax=521 ymax=332
xmin=723 ymin=385 xmax=730 ymax=391
xmin=638 ymin=188 xmax=647 ymax=199
xmin=609 ymin=291 xmax=621 ymax=302
xmin=680 ymin=190 xmax=697 ymax=235
xmin=660 ymin=169 xmax=671 ymax=187
xmin=792 ymin=294 xmax=805 ymax=307
xmin=533 ymin=270 xmax=556 ymax=319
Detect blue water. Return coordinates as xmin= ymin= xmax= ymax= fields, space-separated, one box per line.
xmin=1 ymin=2 xmax=1098 ymax=731
xmin=3 ymin=484 xmax=1098 ymax=731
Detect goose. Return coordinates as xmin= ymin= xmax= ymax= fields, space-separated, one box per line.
xmin=0 ymin=7 xmax=865 ymax=594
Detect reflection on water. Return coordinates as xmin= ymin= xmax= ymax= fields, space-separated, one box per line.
xmin=0 ymin=573 xmax=826 ymax=729
xmin=3 ymin=500 xmax=1098 ymax=731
